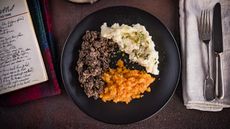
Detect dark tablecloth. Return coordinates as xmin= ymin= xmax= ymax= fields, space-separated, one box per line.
xmin=0 ymin=0 xmax=230 ymax=129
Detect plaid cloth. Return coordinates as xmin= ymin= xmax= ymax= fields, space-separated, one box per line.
xmin=0 ymin=0 xmax=61 ymax=106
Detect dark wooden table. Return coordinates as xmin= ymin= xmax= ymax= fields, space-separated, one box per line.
xmin=1 ymin=0 xmax=230 ymax=129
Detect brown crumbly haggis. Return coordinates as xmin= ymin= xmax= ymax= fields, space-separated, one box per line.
xmin=76 ymin=31 xmax=118 ymax=99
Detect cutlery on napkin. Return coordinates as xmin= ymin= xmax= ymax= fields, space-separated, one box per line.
xmin=180 ymin=0 xmax=230 ymax=111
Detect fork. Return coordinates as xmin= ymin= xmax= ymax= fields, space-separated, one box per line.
xmin=199 ymin=10 xmax=215 ymax=101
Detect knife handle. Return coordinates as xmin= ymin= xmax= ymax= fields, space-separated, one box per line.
xmin=216 ymin=54 xmax=224 ymax=99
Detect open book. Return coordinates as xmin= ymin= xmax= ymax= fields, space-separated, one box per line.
xmin=0 ymin=0 xmax=48 ymax=94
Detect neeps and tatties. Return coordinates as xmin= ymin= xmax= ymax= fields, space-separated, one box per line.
xmin=101 ymin=23 xmax=159 ymax=75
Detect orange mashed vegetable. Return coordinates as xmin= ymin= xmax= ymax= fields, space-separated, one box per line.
xmin=100 ymin=59 xmax=155 ymax=104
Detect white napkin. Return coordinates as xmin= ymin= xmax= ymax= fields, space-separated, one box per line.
xmin=180 ymin=0 xmax=230 ymax=111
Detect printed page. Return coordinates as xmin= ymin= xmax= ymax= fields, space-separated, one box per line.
xmin=0 ymin=0 xmax=48 ymax=94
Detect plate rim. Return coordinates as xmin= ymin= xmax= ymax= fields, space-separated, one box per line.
xmin=60 ymin=5 xmax=181 ymax=124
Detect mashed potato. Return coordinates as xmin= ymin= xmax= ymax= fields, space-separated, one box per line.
xmin=101 ymin=23 xmax=159 ymax=75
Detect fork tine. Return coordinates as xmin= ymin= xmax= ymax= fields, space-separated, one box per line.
xmin=207 ymin=10 xmax=211 ymax=35
xmin=201 ymin=10 xmax=204 ymax=34
xmin=204 ymin=10 xmax=209 ymax=34
xmin=205 ymin=10 xmax=208 ymax=34
xmin=199 ymin=10 xmax=204 ymax=37
xmin=199 ymin=9 xmax=212 ymax=41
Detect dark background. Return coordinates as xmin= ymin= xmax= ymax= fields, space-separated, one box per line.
xmin=0 ymin=0 xmax=230 ymax=129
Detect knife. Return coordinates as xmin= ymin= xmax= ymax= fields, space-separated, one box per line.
xmin=213 ymin=3 xmax=224 ymax=99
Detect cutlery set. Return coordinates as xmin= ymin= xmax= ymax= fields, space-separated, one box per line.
xmin=198 ymin=3 xmax=224 ymax=101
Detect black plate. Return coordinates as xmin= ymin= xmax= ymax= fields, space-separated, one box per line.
xmin=61 ymin=6 xmax=181 ymax=124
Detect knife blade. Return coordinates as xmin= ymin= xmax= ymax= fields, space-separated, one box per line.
xmin=213 ymin=3 xmax=223 ymax=53
xmin=213 ymin=3 xmax=224 ymax=99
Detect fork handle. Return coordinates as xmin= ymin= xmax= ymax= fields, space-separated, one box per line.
xmin=204 ymin=44 xmax=215 ymax=101
xmin=216 ymin=53 xmax=224 ymax=99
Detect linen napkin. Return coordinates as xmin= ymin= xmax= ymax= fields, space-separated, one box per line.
xmin=180 ymin=0 xmax=230 ymax=111
xmin=0 ymin=0 xmax=61 ymax=106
